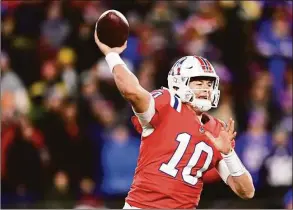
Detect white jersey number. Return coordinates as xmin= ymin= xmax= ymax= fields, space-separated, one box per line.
xmin=159 ymin=133 xmax=213 ymax=185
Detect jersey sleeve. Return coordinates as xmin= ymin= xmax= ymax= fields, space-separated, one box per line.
xmin=131 ymin=88 xmax=173 ymax=133
xmin=150 ymin=88 xmax=171 ymax=110
xmin=148 ymin=89 xmax=174 ymax=128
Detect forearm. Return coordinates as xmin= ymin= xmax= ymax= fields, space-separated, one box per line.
xmin=227 ymin=171 xmax=254 ymax=199
xmin=105 ymin=52 xmax=139 ymax=96
xmin=222 ymin=150 xmax=255 ymax=199
xmin=105 ymin=52 xmax=150 ymax=113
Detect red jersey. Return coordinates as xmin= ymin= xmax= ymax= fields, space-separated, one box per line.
xmin=126 ymin=89 xmax=225 ymax=209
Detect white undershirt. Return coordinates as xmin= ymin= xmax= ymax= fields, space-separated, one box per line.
xmin=132 ymin=93 xmax=156 ymax=127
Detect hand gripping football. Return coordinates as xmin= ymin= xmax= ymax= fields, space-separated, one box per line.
xmin=95 ymin=10 xmax=129 ymax=48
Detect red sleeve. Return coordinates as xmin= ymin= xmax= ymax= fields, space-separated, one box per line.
xmin=131 ymin=89 xmax=171 ymax=133
xmin=150 ymin=89 xmax=170 ymax=111
xmin=149 ymin=89 xmax=171 ymax=128
xmin=131 ymin=116 xmax=143 ymax=134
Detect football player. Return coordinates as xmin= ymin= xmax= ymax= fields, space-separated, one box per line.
xmin=94 ymin=33 xmax=255 ymax=209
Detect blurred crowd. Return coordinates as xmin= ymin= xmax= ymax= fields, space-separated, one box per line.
xmin=1 ymin=0 xmax=292 ymax=209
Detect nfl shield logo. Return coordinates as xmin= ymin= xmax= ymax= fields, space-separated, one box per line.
xmin=199 ymin=126 xmax=204 ymax=133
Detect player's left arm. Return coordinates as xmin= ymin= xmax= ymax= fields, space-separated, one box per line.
xmin=216 ymin=153 xmax=254 ymax=199
xmin=203 ymin=136 xmax=236 ymax=184
xmin=205 ymin=118 xmax=255 ymax=199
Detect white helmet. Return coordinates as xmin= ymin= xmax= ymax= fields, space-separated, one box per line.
xmin=167 ymin=55 xmax=220 ymax=112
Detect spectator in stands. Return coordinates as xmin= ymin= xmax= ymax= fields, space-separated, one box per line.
xmin=1 ymin=52 xmax=30 ymax=115
xmin=258 ymin=128 xmax=292 ymax=208
xmin=255 ymin=6 xmax=292 ymax=105
xmin=74 ymin=178 xmax=103 ymax=209
xmin=41 ymin=171 xmax=74 ymax=208
xmin=235 ymin=110 xmax=273 ymax=187
xmin=40 ymin=1 xmax=70 ymax=51
xmin=58 ymin=47 xmax=78 ymax=97
xmin=5 ymin=116 xmax=46 ymax=197
xmin=244 ymin=71 xmax=279 ymax=130
xmin=100 ymin=124 xmax=140 ymax=209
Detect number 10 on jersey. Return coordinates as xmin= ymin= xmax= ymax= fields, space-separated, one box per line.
xmin=159 ymin=133 xmax=213 ymax=185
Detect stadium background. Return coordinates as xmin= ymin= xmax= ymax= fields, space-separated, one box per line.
xmin=1 ymin=0 xmax=292 ymax=209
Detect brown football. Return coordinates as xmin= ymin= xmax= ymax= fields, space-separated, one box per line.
xmin=95 ymin=10 xmax=129 ymax=48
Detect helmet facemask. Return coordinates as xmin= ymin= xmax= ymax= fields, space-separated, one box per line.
xmin=167 ymin=56 xmax=220 ymax=112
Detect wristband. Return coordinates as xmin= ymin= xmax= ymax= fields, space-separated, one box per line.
xmin=221 ymin=149 xmax=246 ymax=177
xmin=105 ymin=52 xmax=126 ymax=73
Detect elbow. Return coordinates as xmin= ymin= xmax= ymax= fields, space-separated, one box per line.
xmin=241 ymin=191 xmax=255 ymax=200
xmin=240 ymin=188 xmax=255 ymax=200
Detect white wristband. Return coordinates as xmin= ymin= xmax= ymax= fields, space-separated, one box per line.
xmin=221 ymin=150 xmax=246 ymax=177
xmin=105 ymin=52 xmax=126 ymax=73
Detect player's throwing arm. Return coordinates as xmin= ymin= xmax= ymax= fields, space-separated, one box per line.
xmin=94 ymin=12 xmax=151 ymax=114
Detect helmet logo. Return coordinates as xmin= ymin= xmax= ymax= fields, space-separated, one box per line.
xmin=186 ymin=65 xmax=193 ymax=69
xmin=199 ymin=126 xmax=205 ymax=133
xmin=194 ymin=56 xmax=213 ymax=73
xmin=169 ymin=57 xmax=187 ymax=76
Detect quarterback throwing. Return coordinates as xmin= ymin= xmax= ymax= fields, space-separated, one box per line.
xmin=94 ymin=30 xmax=254 ymax=209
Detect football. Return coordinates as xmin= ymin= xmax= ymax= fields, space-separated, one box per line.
xmin=95 ymin=10 xmax=129 ymax=48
